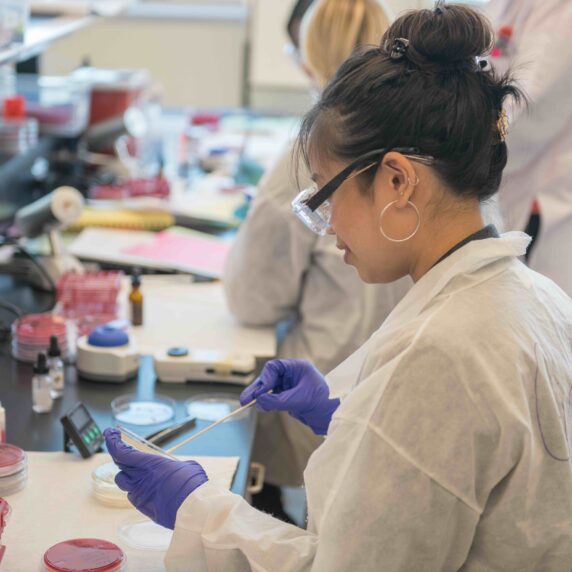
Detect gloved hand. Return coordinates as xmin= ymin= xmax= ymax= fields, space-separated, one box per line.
xmin=104 ymin=428 xmax=208 ymax=529
xmin=240 ymin=359 xmax=340 ymax=435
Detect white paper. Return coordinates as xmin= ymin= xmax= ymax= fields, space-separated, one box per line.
xmin=2 ymin=452 xmax=239 ymax=571
xmin=126 ymin=279 xmax=276 ymax=358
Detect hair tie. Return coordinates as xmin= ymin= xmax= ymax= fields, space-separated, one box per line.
xmin=390 ymin=38 xmax=410 ymax=61
xmin=497 ymin=109 xmax=509 ymax=142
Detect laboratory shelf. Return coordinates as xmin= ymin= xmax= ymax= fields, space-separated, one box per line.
xmin=0 ymin=15 xmax=96 ymax=67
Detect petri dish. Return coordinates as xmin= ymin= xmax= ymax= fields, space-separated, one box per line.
xmin=184 ymin=393 xmax=246 ymax=422
xmin=0 ymin=444 xmax=26 ymax=477
xmin=118 ymin=517 xmax=173 ymax=552
xmin=0 ymin=466 xmax=27 ymax=496
xmin=91 ymin=462 xmax=130 ymax=508
xmin=43 ymin=538 xmax=125 ymax=572
xmin=111 ymin=394 xmax=175 ymax=426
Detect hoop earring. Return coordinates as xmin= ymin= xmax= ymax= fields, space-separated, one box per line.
xmin=379 ymin=200 xmax=421 ymax=243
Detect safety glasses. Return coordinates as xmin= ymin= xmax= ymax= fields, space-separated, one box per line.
xmin=291 ymin=147 xmax=434 ymax=235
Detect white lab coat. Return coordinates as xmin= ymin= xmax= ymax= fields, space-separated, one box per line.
xmin=485 ymin=0 xmax=572 ymax=296
xmin=166 ymin=232 xmax=572 ymax=571
xmin=223 ymin=142 xmax=411 ymax=486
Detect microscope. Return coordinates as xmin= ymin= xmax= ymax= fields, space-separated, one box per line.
xmin=1 ymin=186 xmax=84 ymax=291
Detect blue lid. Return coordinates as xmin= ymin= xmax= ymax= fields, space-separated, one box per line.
xmin=167 ymin=347 xmax=189 ymax=358
xmin=209 ymin=147 xmax=229 ymax=156
xmin=88 ymin=325 xmax=129 ymax=348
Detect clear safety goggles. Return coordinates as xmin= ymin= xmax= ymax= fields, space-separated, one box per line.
xmin=291 ymin=147 xmax=435 ymax=236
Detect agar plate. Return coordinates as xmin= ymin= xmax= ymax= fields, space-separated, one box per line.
xmin=185 ymin=393 xmax=246 ymax=422
xmin=111 ymin=394 xmax=175 ymax=426
xmin=91 ymin=462 xmax=130 ymax=508
xmin=118 ymin=517 xmax=173 ymax=551
xmin=43 ymin=538 xmax=125 ymax=572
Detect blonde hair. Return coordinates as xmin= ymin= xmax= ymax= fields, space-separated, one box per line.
xmin=301 ymin=0 xmax=390 ymax=88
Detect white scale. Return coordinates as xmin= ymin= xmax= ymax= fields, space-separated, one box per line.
xmin=153 ymin=347 xmax=256 ymax=385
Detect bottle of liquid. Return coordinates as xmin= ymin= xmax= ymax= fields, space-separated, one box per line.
xmin=47 ymin=335 xmax=64 ymax=399
xmin=32 ymin=352 xmax=53 ymax=414
xmin=129 ymin=271 xmax=144 ymax=326
xmin=0 ymin=401 xmax=5 ymax=443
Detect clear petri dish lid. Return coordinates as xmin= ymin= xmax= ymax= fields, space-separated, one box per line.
xmin=184 ymin=393 xmax=245 ymax=422
xmin=0 ymin=445 xmax=26 ymax=477
xmin=44 ymin=538 xmax=125 ymax=572
xmin=111 ymin=395 xmax=175 ymax=426
xmin=118 ymin=517 xmax=173 ymax=552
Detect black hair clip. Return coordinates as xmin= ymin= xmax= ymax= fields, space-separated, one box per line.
xmin=475 ymin=58 xmax=489 ymax=72
xmin=390 ymin=38 xmax=410 ymax=61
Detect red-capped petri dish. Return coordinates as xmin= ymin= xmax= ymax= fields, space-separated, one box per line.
xmin=0 ymin=445 xmax=26 ymax=478
xmin=43 ymin=539 xmax=126 ymax=572
xmin=0 ymin=445 xmax=27 ymax=496
xmin=13 ymin=314 xmax=68 ymax=342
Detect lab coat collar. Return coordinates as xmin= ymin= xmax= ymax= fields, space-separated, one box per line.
xmin=381 ymin=231 xmax=530 ymax=333
xmin=326 ymin=232 xmax=530 ymax=397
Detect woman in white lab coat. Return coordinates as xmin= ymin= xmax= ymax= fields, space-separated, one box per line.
xmin=105 ymin=3 xmax=572 ymax=570
xmin=483 ymin=0 xmax=572 ymax=296
xmin=224 ymin=0 xmax=410 ymax=496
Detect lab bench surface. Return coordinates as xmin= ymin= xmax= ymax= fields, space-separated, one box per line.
xmin=0 ymin=276 xmax=258 ymax=497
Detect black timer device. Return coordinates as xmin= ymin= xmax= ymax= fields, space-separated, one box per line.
xmin=61 ymin=402 xmax=104 ymax=458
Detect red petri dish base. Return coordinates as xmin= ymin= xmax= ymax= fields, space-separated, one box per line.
xmin=44 ymin=539 xmax=125 ymax=572
xmin=0 ymin=445 xmax=26 ymax=477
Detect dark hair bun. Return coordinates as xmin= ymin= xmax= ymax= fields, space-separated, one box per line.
xmin=386 ymin=2 xmax=494 ymax=68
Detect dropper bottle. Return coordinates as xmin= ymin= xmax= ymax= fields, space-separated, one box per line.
xmin=32 ymin=353 xmax=53 ymax=414
xmin=129 ymin=270 xmax=144 ymax=326
xmin=47 ymin=335 xmax=64 ymax=399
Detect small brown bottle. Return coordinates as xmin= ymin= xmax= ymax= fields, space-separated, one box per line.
xmin=129 ymin=271 xmax=144 ymax=326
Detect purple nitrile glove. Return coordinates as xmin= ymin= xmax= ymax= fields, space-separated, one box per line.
xmin=104 ymin=428 xmax=208 ymax=530
xmin=239 ymin=359 xmax=340 ymax=436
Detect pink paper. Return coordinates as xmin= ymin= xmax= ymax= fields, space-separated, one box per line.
xmin=123 ymin=232 xmax=231 ymax=277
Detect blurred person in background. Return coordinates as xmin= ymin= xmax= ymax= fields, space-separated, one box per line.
xmin=484 ymin=0 xmax=572 ymax=295
xmin=223 ymin=0 xmax=409 ymax=522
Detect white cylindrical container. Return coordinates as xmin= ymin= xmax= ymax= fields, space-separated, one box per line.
xmin=32 ymin=353 xmax=53 ymax=414
xmin=47 ymin=335 xmax=64 ymax=399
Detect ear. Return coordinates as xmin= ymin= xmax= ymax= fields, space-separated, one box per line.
xmin=380 ymin=152 xmax=419 ymax=209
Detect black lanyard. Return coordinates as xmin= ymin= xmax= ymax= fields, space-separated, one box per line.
xmin=432 ymin=225 xmax=499 ymax=269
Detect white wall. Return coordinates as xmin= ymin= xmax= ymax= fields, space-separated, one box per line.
xmin=42 ymin=15 xmax=246 ymax=108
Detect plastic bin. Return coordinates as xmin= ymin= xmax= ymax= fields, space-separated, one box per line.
xmin=16 ymin=74 xmax=90 ymax=137
xmin=72 ymin=68 xmax=150 ymax=126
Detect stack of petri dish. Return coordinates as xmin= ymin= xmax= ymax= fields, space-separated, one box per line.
xmin=0 ymin=118 xmax=38 ymax=156
xmin=0 ymin=444 xmax=27 ymax=496
xmin=11 ymin=314 xmax=69 ymax=363
xmin=56 ymin=271 xmax=123 ymax=337
xmin=43 ymin=539 xmax=126 ymax=572
xmin=91 ymin=462 xmax=130 ymax=508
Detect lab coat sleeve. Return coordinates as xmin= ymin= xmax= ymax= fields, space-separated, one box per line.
xmin=223 ymin=145 xmax=316 ymax=326
xmin=165 ymin=481 xmax=318 ymax=572
xmin=307 ymin=421 xmax=481 ymax=571
xmin=164 ymin=441 xmax=480 ymax=572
